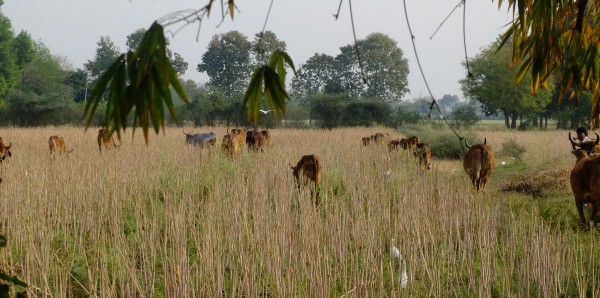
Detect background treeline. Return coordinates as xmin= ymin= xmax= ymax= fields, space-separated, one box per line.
xmin=0 ymin=3 xmax=593 ymax=130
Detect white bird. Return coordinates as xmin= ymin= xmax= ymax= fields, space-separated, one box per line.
xmin=384 ymin=169 xmax=391 ymax=178
xmin=501 ymin=161 xmax=506 ymax=165
xmin=390 ymin=239 xmax=401 ymax=260
xmin=259 ymin=109 xmax=272 ymax=115
xmin=400 ymin=259 xmax=408 ymax=288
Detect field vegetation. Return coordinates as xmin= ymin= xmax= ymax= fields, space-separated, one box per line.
xmin=0 ymin=125 xmax=598 ymax=297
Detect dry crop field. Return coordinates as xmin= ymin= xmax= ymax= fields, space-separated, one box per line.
xmin=0 ymin=126 xmax=599 ymax=297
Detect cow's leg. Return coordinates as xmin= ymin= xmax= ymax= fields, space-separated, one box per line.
xmin=575 ymin=199 xmax=586 ymax=226
xmin=591 ymin=201 xmax=599 ymax=228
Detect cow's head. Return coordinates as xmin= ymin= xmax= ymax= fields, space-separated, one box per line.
xmin=1 ymin=142 xmax=12 ymax=161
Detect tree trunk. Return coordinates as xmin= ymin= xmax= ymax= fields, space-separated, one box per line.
xmin=511 ymin=113 xmax=518 ymax=129
xmin=504 ymin=111 xmax=510 ymax=129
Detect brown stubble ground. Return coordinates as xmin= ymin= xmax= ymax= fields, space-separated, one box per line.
xmin=0 ymin=126 xmax=598 ymax=297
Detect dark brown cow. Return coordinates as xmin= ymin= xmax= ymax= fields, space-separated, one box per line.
xmin=414 ymin=143 xmax=432 ymax=170
xmin=0 ymin=137 xmax=12 ymax=163
xmin=362 ymin=136 xmax=371 ymax=146
xmin=290 ymin=154 xmax=322 ymax=206
xmin=98 ymin=128 xmax=120 ymax=152
xmin=49 ymin=135 xmax=74 ymax=155
xmin=570 ymin=149 xmax=600 ymax=227
xmin=404 ymin=136 xmax=419 ymax=151
xmin=463 ymin=138 xmax=495 ymax=191
xmin=260 ymin=129 xmax=271 ymax=147
xmin=388 ymin=139 xmax=402 ymax=152
xmin=246 ymin=130 xmax=266 ymax=152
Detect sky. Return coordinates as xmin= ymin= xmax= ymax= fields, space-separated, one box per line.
xmin=2 ymin=0 xmax=512 ymax=101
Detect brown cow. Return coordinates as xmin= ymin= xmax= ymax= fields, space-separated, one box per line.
xmin=414 ymin=143 xmax=432 ymax=170
xmin=570 ymin=149 xmax=600 ymax=227
xmin=221 ymin=134 xmax=240 ymax=159
xmin=290 ymin=154 xmax=322 ymax=206
xmin=246 ymin=130 xmax=266 ymax=152
xmin=229 ymin=128 xmax=247 ymax=149
xmin=404 ymin=136 xmax=419 ymax=151
xmin=260 ymin=128 xmax=271 ymax=147
xmin=0 ymin=137 xmax=12 ymax=163
xmin=49 ymin=136 xmax=74 ymax=155
xmin=463 ymin=138 xmax=495 ymax=191
xmin=388 ymin=139 xmax=402 ymax=152
xmin=370 ymin=133 xmax=389 ymax=145
xmin=362 ymin=136 xmax=371 ymax=146
xmin=98 ymin=128 xmax=120 ymax=152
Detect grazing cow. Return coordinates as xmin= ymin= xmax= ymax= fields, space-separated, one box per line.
xmin=184 ymin=130 xmax=217 ymax=148
xmin=370 ymin=133 xmax=389 ymax=145
xmin=229 ymin=128 xmax=247 ymax=149
xmin=0 ymin=137 xmax=12 ymax=163
xmin=97 ymin=128 xmax=120 ymax=152
xmin=221 ymin=134 xmax=240 ymax=159
xmin=404 ymin=136 xmax=419 ymax=151
xmin=260 ymin=129 xmax=271 ymax=147
xmin=362 ymin=136 xmax=371 ymax=146
xmin=388 ymin=139 xmax=402 ymax=152
xmin=414 ymin=143 xmax=432 ymax=170
xmin=290 ymin=154 xmax=322 ymax=206
xmin=570 ymin=149 xmax=600 ymax=227
xmin=48 ymin=135 xmax=74 ymax=155
xmin=246 ymin=130 xmax=266 ymax=152
xmin=463 ymin=138 xmax=495 ymax=191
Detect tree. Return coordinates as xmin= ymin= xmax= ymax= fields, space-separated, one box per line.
xmin=84 ymin=36 xmax=120 ymax=82
xmin=496 ymin=0 xmax=600 ymax=127
xmin=449 ymin=102 xmax=480 ymax=129
xmin=336 ymin=33 xmax=409 ymax=101
xmin=64 ymin=68 xmax=89 ymax=103
xmin=13 ymin=31 xmax=35 ymax=68
xmin=5 ymin=42 xmax=74 ymax=126
xmin=197 ymin=30 xmax=252 ymax=97
xmin=341 ymin=98 xmax=391 ymax=127
xmin=290 ymin=53 xmax=339 ymax=104
xmin=460 ymin=39 xmax=553 ymax=129
xmin=251 ymin=30 xmax=286 ymax=67
xmin=311 ymin=93 xmax=345 ymax=129
xmin=0 ymin=10 xmax=17 ymax=100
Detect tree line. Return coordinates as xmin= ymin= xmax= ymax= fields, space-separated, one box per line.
xmin=0 ymin=1 xmax=592 ymax=130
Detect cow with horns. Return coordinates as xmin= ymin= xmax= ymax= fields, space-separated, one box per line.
xmin=463 ymin=138 xmax=495 ymax=191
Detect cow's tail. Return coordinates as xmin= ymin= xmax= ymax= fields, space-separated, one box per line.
xmin=479 ymin=147 xmax=487 ymax=189
xmin=313 ymin=157 xmax=321 ymax=205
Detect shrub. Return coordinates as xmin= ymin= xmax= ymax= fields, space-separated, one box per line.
xmin=499 ymin=138 xmax=527 ymax=161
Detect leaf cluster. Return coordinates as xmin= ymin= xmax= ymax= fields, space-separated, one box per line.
xmin=83 ymin=22 xmax=188 ymax=143
xmin=242 ymin=49 xmax=296 ymax=128
xmin=0 ymin=235 xmax=27 ymax=297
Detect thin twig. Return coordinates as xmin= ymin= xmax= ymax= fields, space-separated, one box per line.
xmin=430 ymin=0 xmax=464 ymax=40
xmin=348 ymin=0 xmax=368 ymax=85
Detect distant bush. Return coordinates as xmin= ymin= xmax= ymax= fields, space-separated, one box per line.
xmin=398 ymin=125 xmax=481 ymax=159
xmin=499 ymin=138 xmax=527 ymax=161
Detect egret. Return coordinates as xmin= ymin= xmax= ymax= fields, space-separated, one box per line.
xmin=384 ymin=169 xmax=391 ymax=178
xmin=390 ymin=239 xmax=401 ymax=260
xmin=259 ymin=109 xmax=272 ymax=115
xmin=400 ymin=259 xmax=408 ymax=288
xmin=501 ymin=161 xmax=506 ymax=165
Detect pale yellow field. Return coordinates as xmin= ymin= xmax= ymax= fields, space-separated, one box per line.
xmin=0 ymin=126 xmax=597 ymax=297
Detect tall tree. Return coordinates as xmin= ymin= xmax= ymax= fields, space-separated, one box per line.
xmin=13 ymin=31 xmax=35 ymax=68
xmin=197 ymin=30 xmax=252 ymax=97
xmin=84 ymin=36 xmax=120 ymax=82
xmin=336 ymin=33 xmax=409 ymax=102
xmin=64 ymin=68 xmax=89 ymax=103
xmin=290 ymin=53 xmax=339 ymax=104
xmin=460 ymin=39 xmax=553 ymax=129
xmin=0 ymin=9 xmax=17 ymax=100
xmin=5 ymin=42 xmax=74 ymax=125
xmin=251 ymin=30 xmax=286 ymax=67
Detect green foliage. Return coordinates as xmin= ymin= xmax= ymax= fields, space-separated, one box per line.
xmin=310 ymin=93 xmax=345 ymax=129
xmin=390 ymin=105 xmax=422 ymax=128
xmin=83 ymin=22 xmax=189 ymax=143
xmin=242 ymin=49 xmax=296 ymax=128
xmin=449 ymin=103 xmax=480 ymax=129
xmin=398 ymin=125 xmax=480 ymax=159
xmin=84 ymin=36 xmax=120 ymax=81
xmin=0 ymin=12 xmax=18 ymax=99
xmin=499 ymin=138 xmax=527 ymax=161
xmin=341 ymin=99 xmax=391 ymax=127
xmin=0 ymin=235 xmax=27 ymax=297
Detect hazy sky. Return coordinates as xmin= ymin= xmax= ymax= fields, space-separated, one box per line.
xmin=3 ymin=0 xmax=511 ymax=101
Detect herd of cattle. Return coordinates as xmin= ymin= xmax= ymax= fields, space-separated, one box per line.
xmin=1 ymin=128 xmax=600 ymax=227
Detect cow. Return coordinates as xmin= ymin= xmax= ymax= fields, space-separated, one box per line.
xmin=290 ymin=154 xmax=322 ymax=206
xmin=404 ymin=136 xmax=419 ymax=151
xmin=183 ymin=130 xmax=217 ymax=148
xmin=221 ymin=133 xmax=240 ymax=159
xmin=414 ymin=143 xmax=432 ymax=170
xmin=229 ymin=128 xmax=247 ymax=149
xmin=260 ymin=129 xmax=271 ymax=147
xmin=48 ymin=135 xmax=74 ymax=155
xmin=570 ymin=149 xmax=600 ymax=228
xmin=246 ymin=129 xmax=266 ymax=152
xmin=362 ymin=136 xmax=371 ymax=146
xmin=388 ymin=139 xmax=402 ymax=152
xmin=463 ymin=138 xmax=495 ymax=191
xmin=0 ymin=137 xmax=12 ymax=163
xmin=97 ymin=128 xmax=120 ymax=152
xmin=370 ymin=133 xmax=389 ymax=145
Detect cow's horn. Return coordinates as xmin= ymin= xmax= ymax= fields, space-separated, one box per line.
xmin=5 ymin=142 xmax=11 ymax=149
xmin=464 ymin=139 xmax=471 ymax=149
xmin=183 ymin=129 xmax=191 ymax=135
xmin=594 ymin=132 xmax=600 ymax=146
xmin=484 ymin=138 xmax=487 ymax=145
